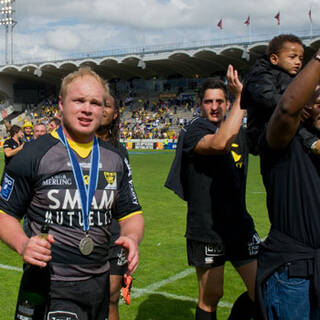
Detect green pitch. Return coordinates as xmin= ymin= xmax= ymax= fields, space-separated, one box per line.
xmin=0 ymin=150 xmax=269 ymax=320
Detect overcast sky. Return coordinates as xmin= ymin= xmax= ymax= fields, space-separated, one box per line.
xmin=0 ymin=0 xmax=319 ymax=64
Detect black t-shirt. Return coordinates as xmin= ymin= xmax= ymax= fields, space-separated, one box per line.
xmin=260 ymin=127 xmax=320 ymax=248
xmin=3 ymin=138 xmax=20 ymax=166
xmin=0 ymin=133 xmax=142 ymax=280
xmin=182 ymin=117 xmax=254 ymax=242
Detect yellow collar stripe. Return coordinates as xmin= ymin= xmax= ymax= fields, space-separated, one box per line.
xmin=51 ymin=129 xmax=93 ymax=158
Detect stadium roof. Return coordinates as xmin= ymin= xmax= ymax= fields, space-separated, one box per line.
xmin=1 ymin=35 xmax=320 ymax=86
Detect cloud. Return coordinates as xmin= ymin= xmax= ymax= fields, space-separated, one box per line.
xmin=1 ymin=0 xmax=319 ymax=64
xmin=46 ymin=29 xmax=81 ymax=52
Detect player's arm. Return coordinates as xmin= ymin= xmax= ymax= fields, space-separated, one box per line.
xmin=267 ymin=50 xmax=320 ymax=149
xmin=116 ymin=213 xmax=144 ymax=274
xmin=0 ymin=211 xmax=28 ymax=255
xmin=0 ymin=212 xmax=54 ymax=267
xmin=3 ymin=144 xmax=24 ymax=158
xmin=194 ymin=65 xmax=244 ymax=155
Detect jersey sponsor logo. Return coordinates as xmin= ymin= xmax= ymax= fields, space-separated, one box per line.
xmin=248 ymin=232 xmax=260 ymax=256
xmin=44 ymin=209 xmax=112 ymax=228
xmin=47 ymin=189 xmax=115 ymax=210
xmin=124 ymin=158 xmax=139 ymax=205
xmin=42 ymin=174 xmax=72 ymax=186
xmin=104 ymin=171 xmax=117 ymax=190
xmin=67 ymin=161 xmax=102 ymax=169
xmin=47 ymin=310 xmax=79 ymax=320
xmin=0 ymin=173 xmax=14 ymax=201
xmin=205 ymin=244 xmax=224 ymax=257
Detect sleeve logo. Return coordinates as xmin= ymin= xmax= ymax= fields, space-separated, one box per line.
xmin=0 ymin=173 xmax=15 ymax=201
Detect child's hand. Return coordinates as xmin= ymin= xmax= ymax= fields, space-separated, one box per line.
xmin=226 ymin=64 xmax=243 ymax=97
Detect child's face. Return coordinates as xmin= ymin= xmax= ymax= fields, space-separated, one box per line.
xmin=270 ymin=42 xmax=304 ymax=75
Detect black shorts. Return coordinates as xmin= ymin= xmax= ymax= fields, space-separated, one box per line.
xmin=108 ymin=219 xmax=128 ymax=275
xmin=47 ymin=272 xmax=109 ymax=320
xmin=187 ymin=230 xmax=260 ymax=268
xmin=109 ymin=244 xmax=128 ymax=276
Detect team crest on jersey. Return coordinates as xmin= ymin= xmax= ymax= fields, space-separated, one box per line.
xmin=231 ymin=143 xmax=243 ymax=168
xmin=83 ymin=175 xmax=89 ymax=186
xmin=104 ymin=171 xmax=117 ymax=190
xmin=0 ymin=173 xmax=14 ymax=201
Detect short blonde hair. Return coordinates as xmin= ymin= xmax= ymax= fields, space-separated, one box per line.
xmin=59 ymin=67 xmax=109 ymax=104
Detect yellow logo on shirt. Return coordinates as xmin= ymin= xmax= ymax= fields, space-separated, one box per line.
xmin=104 ymin=172 xmax=116 ymax=185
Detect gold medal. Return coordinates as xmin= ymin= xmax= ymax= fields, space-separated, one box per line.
xmin=79 ymin=235 xmax=94 ymax=256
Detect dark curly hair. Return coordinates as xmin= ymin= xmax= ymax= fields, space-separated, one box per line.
xmin=198 ymin=78 xmax=229 ymax=102
xmin=266 ymin=34 xmax=303 ymax=58
xmin=96 ymin=95 xmax=120 ymax=147
xmin=9 ymin=125 xmax=22 ymax=137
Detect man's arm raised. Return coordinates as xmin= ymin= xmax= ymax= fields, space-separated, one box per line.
xmin=267 ymin=50 xmax=320 ymax=149
xmin=194 ymin=64 xmax=244 ymax=155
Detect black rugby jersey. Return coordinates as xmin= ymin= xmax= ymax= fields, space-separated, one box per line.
xmin=3 ymin=138 xmax=20 ymax=166
xmin=0 ymin=133 xmax=142 ymax=280
xmin=260 ymin=126 xmax=320 ymax=248
xmin=182 ymin=117 xmax=254 ymax=242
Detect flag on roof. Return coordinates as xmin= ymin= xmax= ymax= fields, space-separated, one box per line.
xmin=217 ymin=18 xmax=222 ymax=30
xmin=244 ymin=16 xmax=250 ymax=26
xmin=308 ymin=9 xmax=312 ymax=23
xmin=274 ymin=11 xmax=280 ymax=25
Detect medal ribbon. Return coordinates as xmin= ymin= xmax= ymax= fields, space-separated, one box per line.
xmin=57 ymin=126 xmax=100 ymax=232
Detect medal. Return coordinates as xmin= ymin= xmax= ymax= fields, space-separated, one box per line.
xmin=79 ymin=234 xmax=95 ymax=256
xmin=57 ymin=126 xmax=100 ymax=256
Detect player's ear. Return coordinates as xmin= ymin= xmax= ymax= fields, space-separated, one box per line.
xmin=58 ymin=96 xmax=64 ymax=113
xmin=226 ymin=100 xmax=231 ymax=111
xmin=269 ymin=53 xmax=279 ymax=66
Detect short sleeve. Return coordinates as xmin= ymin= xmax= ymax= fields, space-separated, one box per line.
xmin=183 ymin=118 xmax=217 ymax=154
xmin=3 ymin=139 xmax=13 ymax=149
xmin=114 ymin=156 xmax=142 ymax=221
xmin=0 ymin=158 xmax=33 ymax=220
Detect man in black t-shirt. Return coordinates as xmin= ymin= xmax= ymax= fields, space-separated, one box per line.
xmin=257 ymin=51 xmax=320 ymax=319
xmin=166 ymin=65 xmax=260 ymax=320
xmin=3 ymin=125 xmax=24 ymax=166
xmin=0 ymin=68 xmax=144 ymax=320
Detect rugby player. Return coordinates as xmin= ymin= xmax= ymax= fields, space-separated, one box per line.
xmin=257 ymin=50 xmax=320 ymax=319
xmin=0 ymin=68 xmax=144 ymax=319
xmin=166 ymin=65 xmax=260 ymax=320
xmin=96 ymin=93 xmax=135 ymax=320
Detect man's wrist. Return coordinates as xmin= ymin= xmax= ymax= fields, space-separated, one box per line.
xmin=313 ymin=51 xmax=320 ymax=62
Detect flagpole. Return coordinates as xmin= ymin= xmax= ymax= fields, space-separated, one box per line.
xmin=310 ymin=9 xmax=313 ymax=38
xmin=249 ymin=18 xmax=252 ymax=43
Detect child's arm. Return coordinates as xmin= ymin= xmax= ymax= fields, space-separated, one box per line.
xmin=245 ymin=70 xmax=289 ymax=111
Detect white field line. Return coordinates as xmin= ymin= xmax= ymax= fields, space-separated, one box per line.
xmin=0 ymin=263 xmax=22 ymax=272
xmin=0 ymin=264 xmax=232 ymax=308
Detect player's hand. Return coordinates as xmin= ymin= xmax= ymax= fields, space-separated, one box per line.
xmin=1 ymin=108 xmax=8 ymax=119
xmin=226 ymin=64 xmax=243 ymax=97
xmin=115 ymin=235 xmax=139 ymax=274
xmin=312 ymin=140 xmax=320 ymax=154
xmin=301 ymin=105 xmax=312 ymax=122
xmin=21 ymin=233 xmax=54 ymax=267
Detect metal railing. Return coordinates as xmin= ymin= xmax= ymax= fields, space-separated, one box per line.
xmin=4 ymin=28 xmax=320 ymax=67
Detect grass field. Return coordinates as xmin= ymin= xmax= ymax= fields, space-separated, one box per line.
xmin=0 ymin=150 xmax=269 ymax=320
